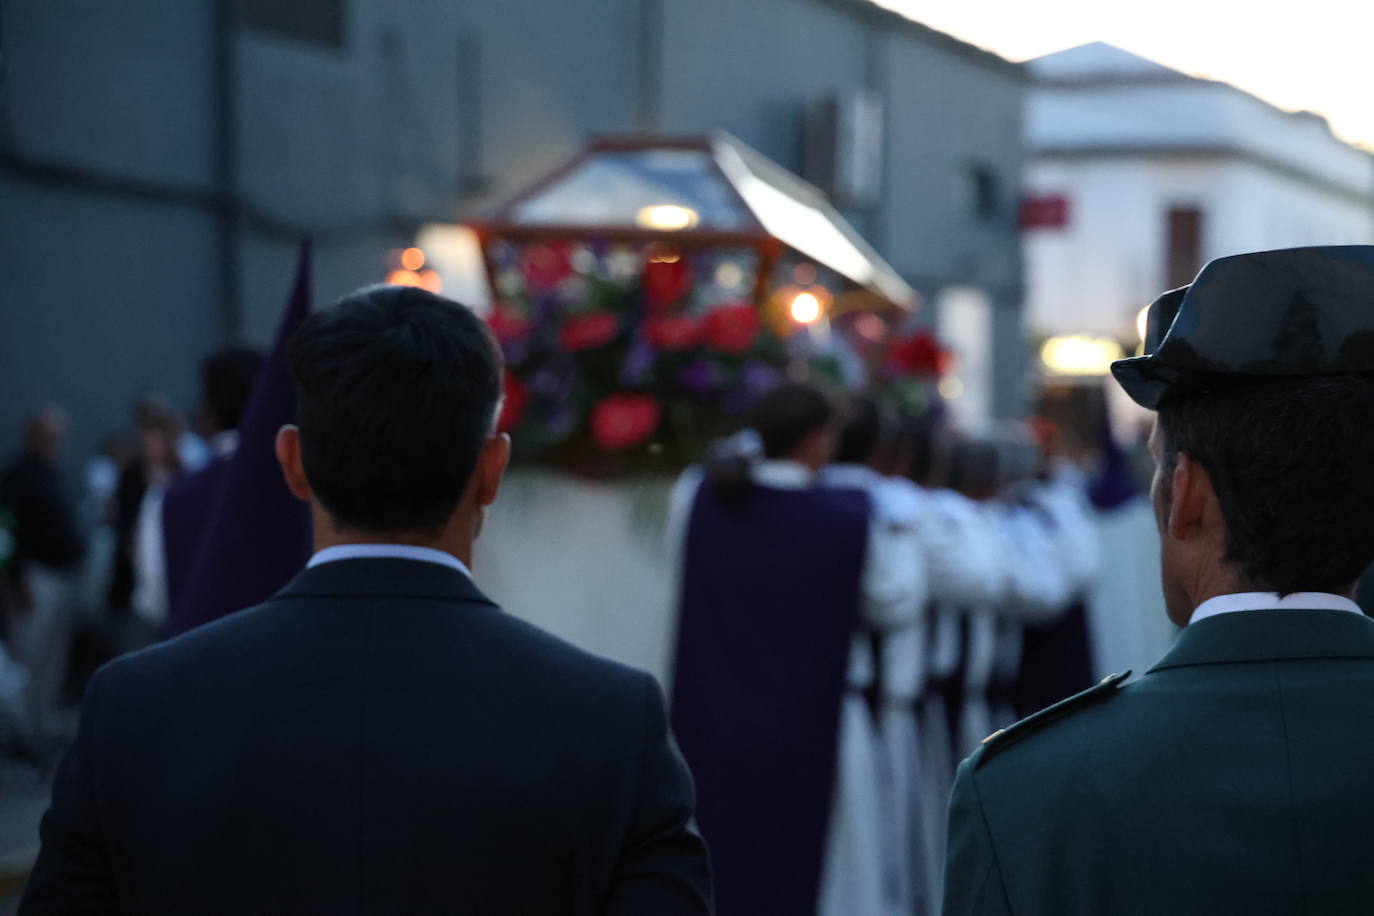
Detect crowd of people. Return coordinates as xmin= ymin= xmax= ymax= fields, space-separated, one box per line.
xmin=0 ymin=315 xmax=1124 ymax=914
xmin=669 ymin=381 xmax=1108 ymax=915
xmin=0 ymin=347 xmax=262 ymax=770
xmin=15 ymin=247 xmax=1374 ymax=913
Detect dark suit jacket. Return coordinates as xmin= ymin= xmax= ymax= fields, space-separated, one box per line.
xmin=943 ymin=608 xmax=1374 ymax=915
xmin=21 ymin=557 xmax=712 ymax=915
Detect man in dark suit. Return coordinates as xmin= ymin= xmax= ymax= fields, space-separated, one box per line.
xmin=942 ymin=246 xmax=1374 ymax=914
xmin=21 ymin=285 xmax=712 ymax=914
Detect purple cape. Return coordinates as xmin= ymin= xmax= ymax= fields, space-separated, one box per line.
xmin=670 ymin=478 xmax=869 ymax=915
xmin=168 ymin=242 xmax=313 ymax=635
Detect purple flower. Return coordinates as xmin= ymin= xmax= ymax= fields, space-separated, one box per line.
xmin=544 ymin=404 xmax=580 ymax=441
xmin=534 ymin=292 xmax=562 ymax=325
xmin=529 ymin=358 xmax=577 ymax=401
xmin=678 ymin=360 xmax=725 ymax=395
xmin=619 ymin=339 xmax=656 ymax=387
xmin=501 ymin=337 xmax=531 ymax=367
xmin=720 ymin=360 xmax=782 ymax=413
xmin=739 ymin=360 xmax=781 ymax=396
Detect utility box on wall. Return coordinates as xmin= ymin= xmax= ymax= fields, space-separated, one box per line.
xmin=803 ymin=89 xmax=885 ymax=210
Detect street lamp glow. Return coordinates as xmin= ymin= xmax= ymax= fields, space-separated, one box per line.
xmin=790 ymin=291 xmax=823 ymax=324
xmin=401 ymin=247 xmax=426 ymax=271
xmin=635 ymin=204 xmax=700 ymax=231
xmin=1040 ymin=335 xmax=1125 ymax=376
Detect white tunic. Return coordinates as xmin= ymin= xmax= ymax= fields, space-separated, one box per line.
xmin=819 ymin=464 xmax=928 ymax=916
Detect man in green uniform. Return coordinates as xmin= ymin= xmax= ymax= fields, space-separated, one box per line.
xmin=942 ymin=245 xmax=1374 ymax=915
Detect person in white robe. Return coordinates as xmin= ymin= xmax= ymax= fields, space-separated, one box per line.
xmin=819 ymin=396 xmax=927 ymax=916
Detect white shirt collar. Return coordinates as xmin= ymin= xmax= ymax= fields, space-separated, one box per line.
xmin=307 ymin=543 xmax=472 ymax=579
xmin=820 ymin=463 xmax=879 ymax=488
xmin=1189 ymin=591 xmax=1363 ymax=625
xmin=750 ymin=459 xmax=815 ymax=490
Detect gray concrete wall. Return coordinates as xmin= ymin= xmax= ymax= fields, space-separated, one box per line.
xmin=0 ymin=2 xmax=223 ymax=465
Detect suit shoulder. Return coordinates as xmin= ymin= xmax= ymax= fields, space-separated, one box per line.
xmin=970 ymin=670 xmax=1132 ymax=770
xmin=482 ymin=607 xmax=654 ymax=688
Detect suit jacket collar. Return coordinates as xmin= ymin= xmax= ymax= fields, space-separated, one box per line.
xmin=270 ymin=557 xmax=499 ymax=608
xmin=1149 ymin=608 xmax=1374 ymax=673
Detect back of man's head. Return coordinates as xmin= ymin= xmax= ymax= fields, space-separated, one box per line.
xmin=202 ymin=346 xmax=264 ymax=434
xmin=834 ymin=395 xmax=887 ymax=467
xmin=1158 ymin=374 xmax=1374 ymax=594
xmin=752 ymin=382 xmax=835 ymax=463
xmin=287 ymin=285 xmax=502 ymax=536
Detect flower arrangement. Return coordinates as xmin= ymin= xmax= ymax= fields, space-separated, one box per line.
xmin=868 ymin=327 xmax=953 ymax=419
xmin=484 ymin=238 xmax=802 ymax=475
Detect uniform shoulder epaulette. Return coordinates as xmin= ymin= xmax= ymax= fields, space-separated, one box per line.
xmin=974 ymin=670 xmax=1131 ymax=767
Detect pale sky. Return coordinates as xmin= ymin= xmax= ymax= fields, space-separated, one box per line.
xmin=877 ymin=0 xmax=1374 ymax=149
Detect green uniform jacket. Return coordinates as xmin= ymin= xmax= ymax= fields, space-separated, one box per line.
xmin=942 ymin=609 xmax=1374 ymax=915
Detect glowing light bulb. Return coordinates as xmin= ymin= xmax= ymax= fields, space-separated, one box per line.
xmin=1039 ymin=335 xmax=1126 ymax=376
xmin=939 ymin=376 xmax=964 ymax=400
xmin=635 ymin=204 xmax=699 ymax=231
xmin=790 ymin=291 xmax=823 ymax=324
xmin=401 ymin=247 xmax=425 ymax=271
xmin=386 ymin=269 xmax=422 ymax=288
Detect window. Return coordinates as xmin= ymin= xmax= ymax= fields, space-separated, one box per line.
xmin=1165 ymin=206 xmax=1204 ymax=289
xmin=964 ymin=163 xmax=1000 ymax=221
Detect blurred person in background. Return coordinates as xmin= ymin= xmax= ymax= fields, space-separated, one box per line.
xmin=670 ymin=381 xmax=871 ymax=916
xmin=817 ymin=393 xmax=927 ymax=916
xmin=0 ymin=406 xmax=87 ymax=745
xmin=107 ymin=394 xmax=183 ymax=626
xmin=162 ymin=345 xmax=263 ymax=631
xmin=76 ymin=432 xmax=134 ymax=613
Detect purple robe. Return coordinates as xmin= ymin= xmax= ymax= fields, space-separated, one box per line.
xmin=670 ymin=478 xmax=869 ymax=916
xmin=161 ymin=455 xmax=231 ymax=632
xmin=168 ymin=242 xmax=312 ymax=636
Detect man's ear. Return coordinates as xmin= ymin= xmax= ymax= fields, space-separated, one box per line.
xmin=1166 ymin=451 xmax=1213 ymax=541
xmin=473 ymin=432 xmax=511 ymax=508
xmin=275 ymin=425 xmax=312 ymax=502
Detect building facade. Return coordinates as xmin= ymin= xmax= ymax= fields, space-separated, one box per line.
xmin=1023 ymin=42 xmax=1374 ymax=345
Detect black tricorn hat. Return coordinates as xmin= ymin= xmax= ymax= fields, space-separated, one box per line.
xmin=1112 ymin=245 xmax=1374 ymax=409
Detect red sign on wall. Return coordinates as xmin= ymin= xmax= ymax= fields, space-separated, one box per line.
xmin=1020 ymin=195 xmax=1070 ymax=230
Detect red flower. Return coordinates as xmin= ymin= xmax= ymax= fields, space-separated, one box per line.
xmin=591 ymin=394 xmax=662 ymax=450
xmin=643 ymin=254 xmax=693 ymax=311
xmin=485 ymin=307 xmax=533 ymax=343
xmin=559 ymin=312 xmax=620 ymax=351
xmin=520 ymin=242 xmax=575 ymax=291
xmin=702 ymin=303 xmax=761 ymax=353
xmin=499 ymin=374 xmax=529 ymax=433
xmin=889 ymin=331 xmax=949 ymax=377
xmin=644 ymin=314 xmax=703 ymax=350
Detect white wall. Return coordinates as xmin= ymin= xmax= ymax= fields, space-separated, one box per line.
xmin=1025 ymin=155 xmax=1374 ymax=339
xmin=1023 ymin=43 xmax=1374 ymax=341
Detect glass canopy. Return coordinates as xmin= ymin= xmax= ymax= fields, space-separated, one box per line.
xmin=485 ymin=132 xmax=916 ymax=310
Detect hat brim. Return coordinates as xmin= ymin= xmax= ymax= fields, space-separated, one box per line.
xmin=1110 ymin=355 xmax=1171 ymax=410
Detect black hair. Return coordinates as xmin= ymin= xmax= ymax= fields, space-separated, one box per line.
xmin=834 ymin=395 xmax=894 ymax=466
xmin=1157 ymin=374 xmax=1374 ymax=594
xmin=946 ymin=435 xmax=1001 ymax=500
xmin=202 ymin=346 xmax=264 ymax=432
xmin=753 ymin=381 xmax=834 ymax=460
xmin=706 ymin=381 xmax=835 ymax=505
xmin=287 ymin=285 xmax=503 ymax=535
xmin=903 ymin=409 xmax=949 ymax=488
